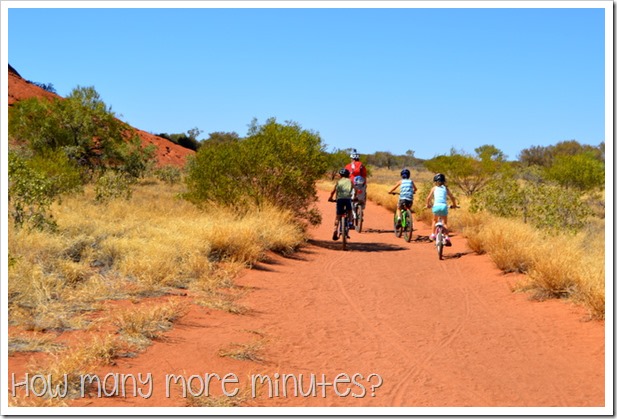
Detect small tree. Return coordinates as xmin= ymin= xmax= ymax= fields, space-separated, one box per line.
xmin=9 ymin=85 xmax=156 ymax=182
xmin=544 ymin=152 xmax=604 ymax=191
xmin=424 ymin=146 xmax=508 ymax=196
xmin=8 ymin=150 xmax=82 ymax=230
xmin=184 ymin=118 xmax=327 ymax=225
xmin=325 ymin=148 xmax=351 ymax=180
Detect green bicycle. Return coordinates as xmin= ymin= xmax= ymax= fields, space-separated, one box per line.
xmin=390 ymin=192 xmax=413 ymax=242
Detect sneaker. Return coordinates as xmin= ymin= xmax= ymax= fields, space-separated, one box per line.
xmin=429 ymin=233 xmax=436 ymax=241
xmin=332 ymin=231 xmax=339 ymax=241
xmin=445 ymin=237 xmax=452 ymax=247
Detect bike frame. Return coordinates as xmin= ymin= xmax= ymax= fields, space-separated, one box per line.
xmin=339 ymin=212 xmax=349 ymax=250
xmin=434 ymin=217 xmax=445 ymax=260
xmin=391 ymin=192 xmax=413 ymax=241
xmin=352 ymin=200 xmax=364 ymax=233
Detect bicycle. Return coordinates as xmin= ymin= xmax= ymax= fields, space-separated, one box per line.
xmin=390 ymin=192 xmax=413 ymax=242
xmin=352 ymin=198 xmax=365 ymax=233
xmin=431 ymin=205 xmax=458 ymax=260
xmin=433 ymin=216 xmax=446 ymax=260
xmin=328 ymin=198 xmax=351 ymax=250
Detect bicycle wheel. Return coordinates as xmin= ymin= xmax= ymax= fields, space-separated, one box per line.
xmin=393 ymin=213 xmax=402 ymax=238
xmin=436 ymin=229 xmax=444 ymax=260
xmin=403 ymin=209 xmax=413 ymax=242
xmin=356 ymin=204 xmax=363 ymax=233
xmin=341 ymin=218 xmax=348 ymax=250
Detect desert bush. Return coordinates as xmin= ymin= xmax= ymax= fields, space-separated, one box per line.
xmin=544 ymin=152 xmax=604 ymax=191
xmin=184 ymin=118 xmax=327 ymax=225
xmin=424 ymin=145 xmax=509 ymax=196
xmin=94 ymin=171 xmax=133 ymax=203
xmin=9 ymin=86 xmax=156 ymax=178
xmin=471 ymin=177 xmax=592 ymax=233
xmin=8 ymin=150 xmax=82 ymax=230
xmin=154 ymin=165 xmax=183 ymax=185
xmin=29 ymin=80 xmax=57 ymax=93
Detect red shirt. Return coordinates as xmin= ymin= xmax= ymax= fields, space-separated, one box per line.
xmin=345 ymin=161 xmax=367 ymax=181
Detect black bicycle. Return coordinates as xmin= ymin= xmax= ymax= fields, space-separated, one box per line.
xmin=329 ymin=199 xmax=351 ymax=250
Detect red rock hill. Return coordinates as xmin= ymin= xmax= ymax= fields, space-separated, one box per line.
xmin=8 ymin=65 xmax=194 ymax=167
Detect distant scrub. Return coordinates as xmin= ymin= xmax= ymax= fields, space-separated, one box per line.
xmin=470 ymin=175 xmax=592 ymax=233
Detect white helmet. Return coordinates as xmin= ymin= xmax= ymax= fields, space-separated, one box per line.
xmin=350 ymin=149 xmax=360 ymax=160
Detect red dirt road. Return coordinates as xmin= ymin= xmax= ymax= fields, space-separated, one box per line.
xmin=8 ymin=190 xmax=606 ymax=412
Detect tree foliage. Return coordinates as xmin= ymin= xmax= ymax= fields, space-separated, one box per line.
xmin=8 ymin=85 xmax=156 ymax=227
xmin=8 ymin=150 xmax=82 ymax=230
xmin=184 ymin=118 xmax=327 ymax=225
xmin=424 ymin=145 xmax=508 ymax=196
xmin=518 ymin=140 xmax=604 ymax=168
xmin=325 ymin=148 xmax=352 ymax=180
xmin=9 ymin=86 xmax=156 ymax=180
xmin=544 ymin=152 xmax=604 ymax=190
xmin=157 ymin=127 xmax=203 ymax=151
xmin=201 ymin=131 xmax=241 ymax=148
xmin=471 ymin=172 xmax=592 ymax=232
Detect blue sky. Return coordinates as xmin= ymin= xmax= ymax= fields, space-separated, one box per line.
xmin=4 ymin=2 xmax=610 ymax=161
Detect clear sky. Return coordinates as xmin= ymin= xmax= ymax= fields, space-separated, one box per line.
xmin=4 ymin=1 xmax=610 ymax=161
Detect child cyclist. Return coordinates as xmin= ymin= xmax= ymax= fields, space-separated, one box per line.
xmin=328 ymin=168 xmax=354 ymax=241
xmin=351 ymin=174 xmax=367 ymax=209
xmin=425 ymin=173 xmax=457 ymax=246
xmin=388 ymin=168 xmax=417 ymax=226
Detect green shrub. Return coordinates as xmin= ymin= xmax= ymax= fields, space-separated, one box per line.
xmin=544 ymin=152 xmax=604 ymax=191
xmin=471 ymin=177 xmax=592 ymax=232
xmin=184 ymin=118 xmax=327 ymax=225
xmin=94 ymin=172 xmax=133 ymax=203
xmin=9 ymin=86 xmax=156 ymax=179
xmin=8 ymin=150 xmax=82 ymax=230
xmin=154 ymin=165 xmax=183 ymax=185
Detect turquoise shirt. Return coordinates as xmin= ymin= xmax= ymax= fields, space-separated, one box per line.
xmin=434 ymin=185 xmax=448 ymax=204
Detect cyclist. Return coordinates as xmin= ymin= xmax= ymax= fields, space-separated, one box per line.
xmin=351 ymin=174 xmax=367 ymax=209
xmin=425 ymin=173 xmax=457 ymax=246
xmin=345 ymin=149 xmax=367 ymax=182
xmin=388 ymin=168 xmax=417 ymax=226
xmin=328 ymin=168 xmax=354 ymax=241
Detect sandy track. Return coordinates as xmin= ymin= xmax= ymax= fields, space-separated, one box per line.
xmin=9 ymin=190 xmax=605 ymax=410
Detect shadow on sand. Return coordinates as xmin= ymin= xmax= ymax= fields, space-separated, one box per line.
xmin=307 ymin=238 xmax=407 ymax=252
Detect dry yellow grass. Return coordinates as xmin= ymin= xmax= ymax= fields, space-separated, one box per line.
xmin=458 ymin=213 xmax=605 ymax=319
xmin=8 ymin=177 xmax=307 ymax=338
xmin=218 ymin=341 xmax=265 ymax=363
xmin=12 ymin=335 xmax=121 ymax=404
xmin=113 ymin=300 xmax=189 ymax=350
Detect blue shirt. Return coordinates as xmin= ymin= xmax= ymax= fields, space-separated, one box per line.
xmin=400 ymin=179 xmax=414 ymax=200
